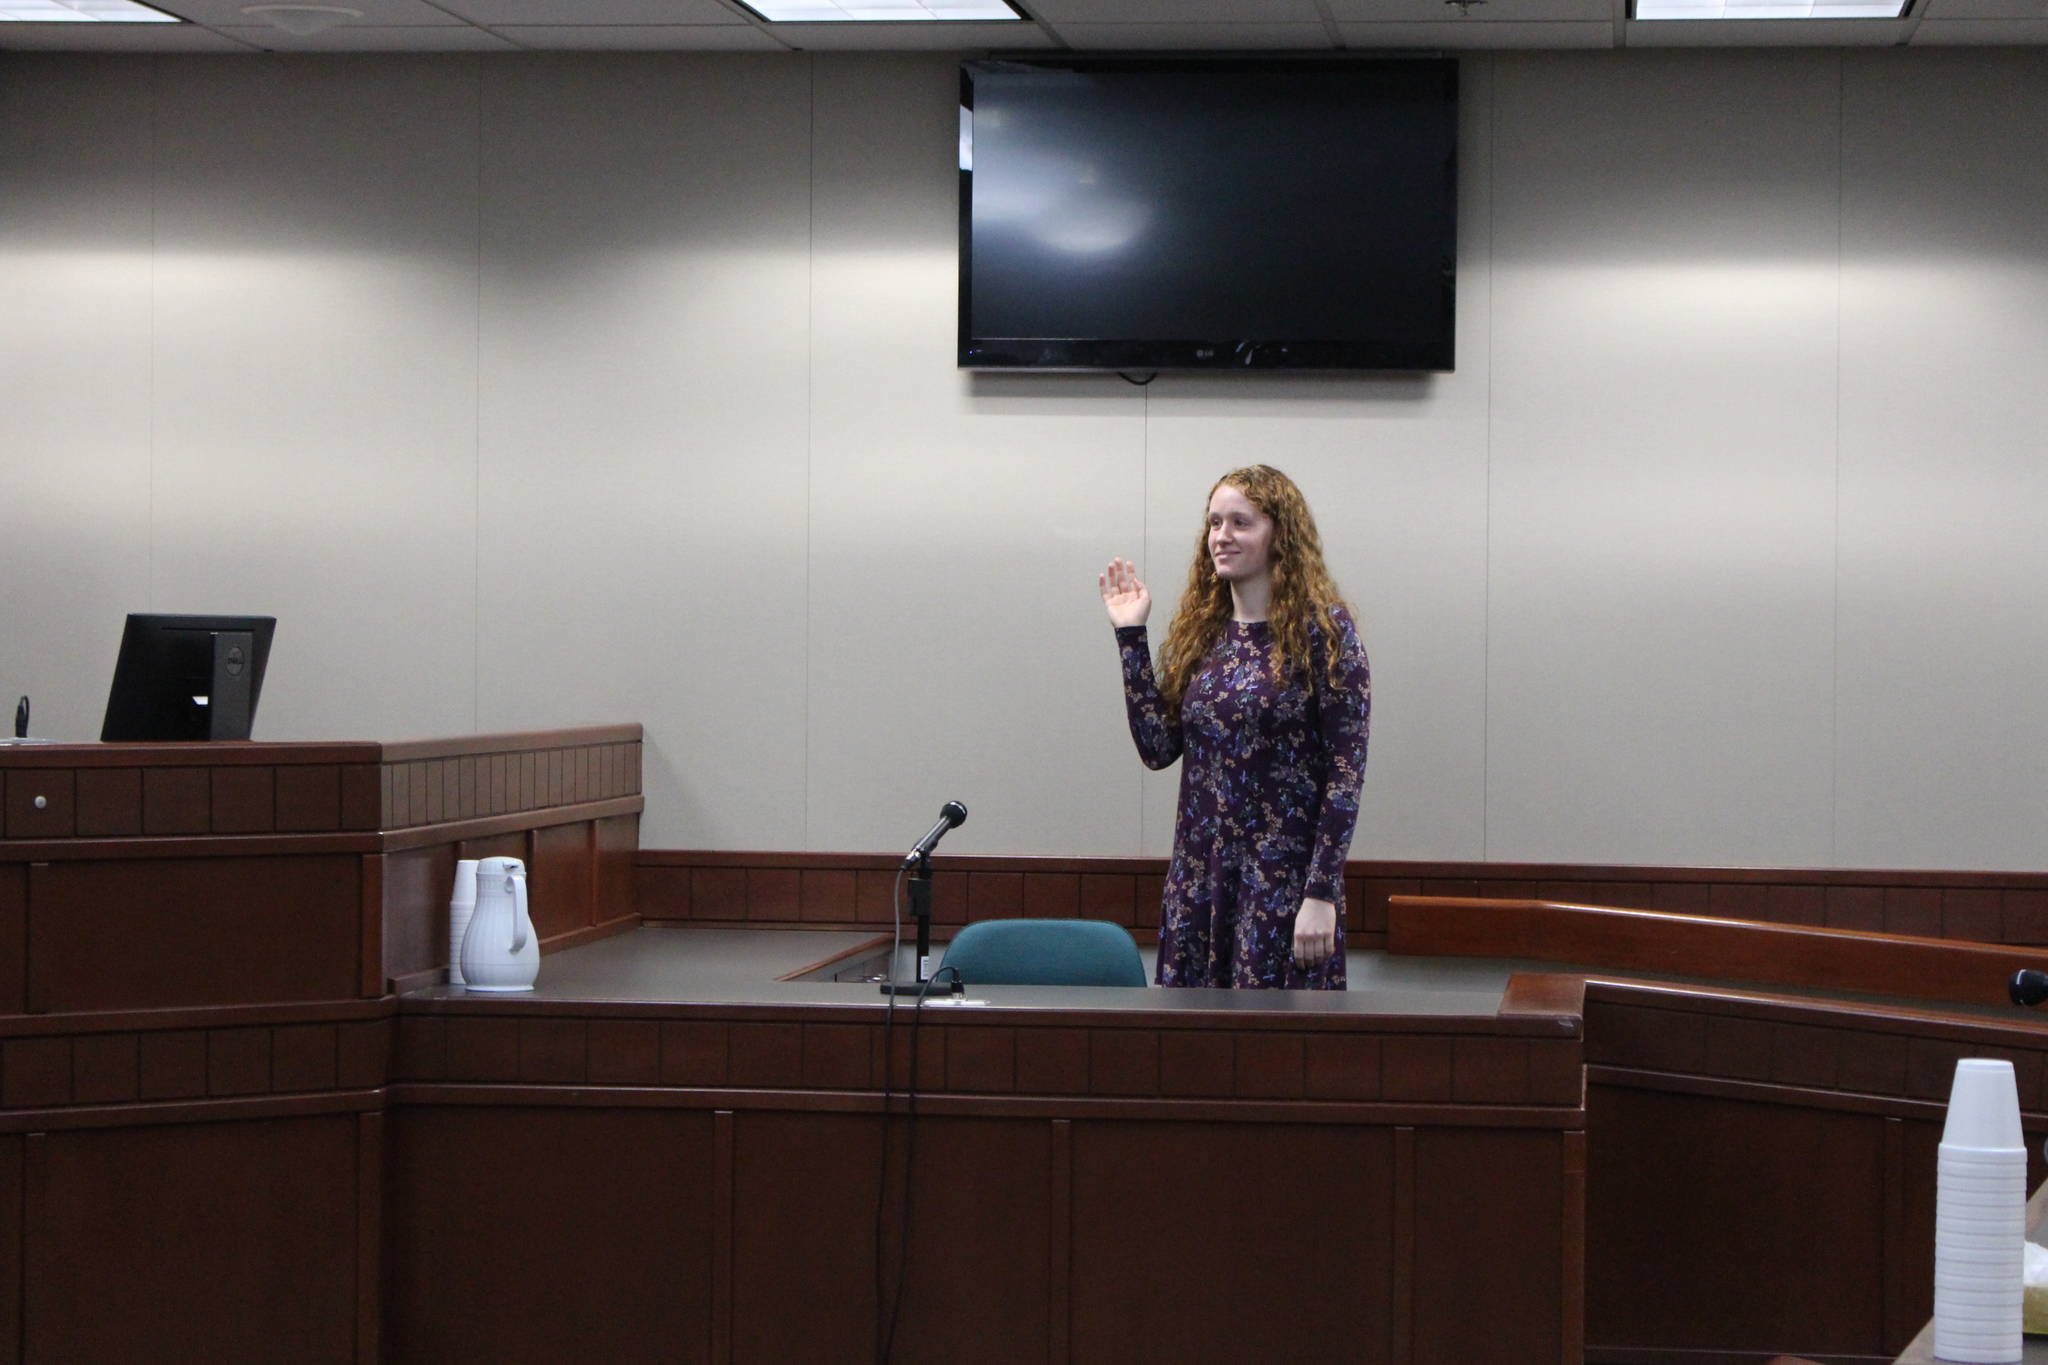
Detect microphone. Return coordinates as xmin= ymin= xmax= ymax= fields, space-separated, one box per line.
xmin=902 ymin=800 xmax=968 ymax=870
xmin=2011 ymin=969 xmax=2048 ymax=1007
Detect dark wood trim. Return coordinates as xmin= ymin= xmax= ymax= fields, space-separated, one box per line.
xmin=355 ymin=1110 xmax=383 ymax=1365
xmin=1579 ymin=977 xmax=2048 ymax=1039
xmin=1050 ymin=1117 xmax=1072 ymax=1365
xmin=382 ymin=1082 xmax=1582 ymax=1127
xmin=1881 ymin=1117 xmax=1909 ymax=1352
xmin=387 ymin=966 xmax=444 ymax=997
xmin=711 ymin=1108 xmax=734 ymax=1365
xmin=0 ymin=1088 xmax=382 ymax=1133
xmin=0 ymin=796 xmax=642 ymax=863
xmin=1587 ymin=1066 xmax=1972 ymax=1124
xmin=1587 ymin=1354 xmax=1890 ymax=1364
xmin=377 ymin=724 xmax=642 ymax=763
xmin=2 ymin=831 xmax=384 ymax=861
xmin=402 ymin=996 xmax=1575 ymax=1035
xmin=636 ymin=849 xmax=1169 ymax=874
xmin=375 ymin=796 xmax=644 ymax=853
xmin=0 ymin=998 xmax=390 ymax=1037
xmin=0 ymin=742 xmax=379 ymax=768
xmin=774 ymin=933 xmax=890 ymax=983
xmin=535 ymin=915 xmax=641 ymax=957
xmin=1392 ymin=1125 xmax=1416 ymax=1365
xmin=1499 ymin=973 xmax=1588 ymax=1028
xmin=358 ymin=852 xmax=384 ymax=1000
xmin=1560 ymin=1128 xmax=1586 ymax=1365
xmin=1390 ymin=897 xmax=2038 ymax=1010
xmin=637 ymin=848 xmax=2048 ymax=948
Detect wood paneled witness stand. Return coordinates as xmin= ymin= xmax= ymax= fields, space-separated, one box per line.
xmin=0 ymin=727 xmax=1585 ymax=1365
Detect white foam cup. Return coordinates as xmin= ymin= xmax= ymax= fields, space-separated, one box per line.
xmin=1936 ymin=1305 xmax=2023 ymax=1324
xmin=1937 ymin=1222 xmax=2023 ymax=1240
xmin=1940 ymin=1170 xmax=2028 ymax=1186
xmin=1933 ymin=1325 xmax=2022 ymax=1363
xmin=1932 ymin=1331 xmax=2021 ymax=1360
xmin=1936 ymin=1295 xmax=2024 ymax=1314
xmin=1937 ymin=1289 xmax=2024 ymax=1305
xmin=448 ymin=859 xmax=479 ymax=987
xmin=1936 ymin=1183 xmax=2028 ymax=1206
xmin=1942 ymin=1059 xmax=2025 ymax=1150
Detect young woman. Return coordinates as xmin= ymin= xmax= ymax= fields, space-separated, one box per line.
xmin=1099 ymin=465 xmax=1371 ymax=989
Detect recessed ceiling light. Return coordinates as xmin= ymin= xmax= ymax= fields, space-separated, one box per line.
xmin=1634 ymin=0 xmax=1907 ymax=16
xmin=240 ymin=3 xmax=360 ymax=34
xmin=0 ymin=0 xmax=180 ymax=20
xmin=737 ymin=0 xmax=1023 ymax=21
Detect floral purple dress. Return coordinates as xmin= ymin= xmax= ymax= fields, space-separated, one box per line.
xmin=1116 ymin=607 xmax=1371 ymax=989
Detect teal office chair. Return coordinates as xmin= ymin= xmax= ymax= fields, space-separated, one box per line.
xmin=938 ymin=918 xmax=1148 ymax=988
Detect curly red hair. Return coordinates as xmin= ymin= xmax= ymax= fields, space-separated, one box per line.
xmin=1156 ymin=465 xmax=1353 ymax=716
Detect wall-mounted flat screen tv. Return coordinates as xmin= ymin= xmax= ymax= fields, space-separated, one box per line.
xmin=959 ymin=57 xmax=1459 ymax=373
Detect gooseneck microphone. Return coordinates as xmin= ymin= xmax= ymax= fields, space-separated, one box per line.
xmin=2010 ymin=969 xmax=2048 ymax=1007
xmin=902 ymin=800 xmax=968 ymax=870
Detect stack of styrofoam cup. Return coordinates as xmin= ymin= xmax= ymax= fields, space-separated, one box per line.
xmin=448 ymin=859 xmax=479 ymax=987
xmin=1935 ymin=1057 xmax=2026 ymax=1364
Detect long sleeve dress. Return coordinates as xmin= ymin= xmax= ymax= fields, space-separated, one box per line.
xmin=1116 ymin=606 xmax=1372 ymax=989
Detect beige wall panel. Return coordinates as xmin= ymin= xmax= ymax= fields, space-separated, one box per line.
xmin=804 ymin=55 xmax=1150 ymax=858
xmin=1835 ymin=51 xmax=2048 ymax=870
xmin=473 ymin=55 xmax=814 ymax=849
xmin=1484 ymin=52 xmax=1841 ymax=865
xmin=0 ymin=57 xmax=155 ymax=742
xmin=146 ymin=57 xmax=483 ymax=743
xmin=1136 ymin=56 xmax=1496 ymax=865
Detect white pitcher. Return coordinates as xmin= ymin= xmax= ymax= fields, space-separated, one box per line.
xmin=459 ymin=856 xmax=538 ymax=992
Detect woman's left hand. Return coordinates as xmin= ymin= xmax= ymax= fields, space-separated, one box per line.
xmin=1293 ymin=897 xmax=1337 ymax=968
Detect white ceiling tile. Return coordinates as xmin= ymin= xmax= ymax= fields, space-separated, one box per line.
xmin=767 ymin=16 xmax=1052 ymax=42
xmin=1334 ymin=17 xmax=1612 ymax=41
xmin=0 ymin=17 xmax=256 ymax=42
xmin=162 ymin=0 xmax=464 ymax=23
xmin=214 ymin=19 xmax=516 ymax=43
xmin=1622 ymin=14 xmax=1908 ymax=36
xmin=431 ymin=0 xmax=748 ymax=22
xmin=1050 ymin=20 xmax=1334 ymax=45
xmin=1911 ymin=14 xmax=2048 ymax=34
xmin=1027 ymin=0 xmax=1319 ymax=22
xmin=1918 ymin=0 xmax=2046 ymax=18
xmin=492 ymin=21 xmax=788 ymax=44
xmin=1327 ymin=0 xmax=1609 ymax=18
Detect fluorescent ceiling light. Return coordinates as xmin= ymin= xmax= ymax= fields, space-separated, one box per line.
xmin=1635 ymin=0 xmax=1906 ymax=15
xmin=0 ymin=0 xmax=181 ymax=19
xmin=740 ymin=0 xmax=1022 ymax=20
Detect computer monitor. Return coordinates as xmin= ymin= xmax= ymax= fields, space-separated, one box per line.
xmin=100 ymin=614 xmax=276 ymax=742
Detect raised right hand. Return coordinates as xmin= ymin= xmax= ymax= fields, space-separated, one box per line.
xmin=1098 ymin=557 xmax=1151 ymax=629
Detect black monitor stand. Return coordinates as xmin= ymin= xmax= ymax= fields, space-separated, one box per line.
xmin=206 ymin=630 xmax=256 ymax=741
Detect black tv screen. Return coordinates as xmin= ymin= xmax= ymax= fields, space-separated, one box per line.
xmin=959 ymin=57 xmax=1459 ymax=373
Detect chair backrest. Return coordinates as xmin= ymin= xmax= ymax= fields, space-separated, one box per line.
xmin=938 ymin=919 xmax=1148 ymax=988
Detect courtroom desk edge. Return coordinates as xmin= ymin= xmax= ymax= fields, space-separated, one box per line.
xmin=0 ymin=995 xmax=394 ymax=1038
xmin=0 ymin=796 xmax=643 ymax=862
xmin=0 ymin=1087 xmax=384 ymax=1136
xmin=0 ymin=740 xmax=380 ymax=768
xmin=1581 ymin=974 xmax=2048 ymax=1041
xmin=0 ymin=725 xmax=643 ymax=768
xmin=639 ymin=848 xmax=2048 ymax=890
